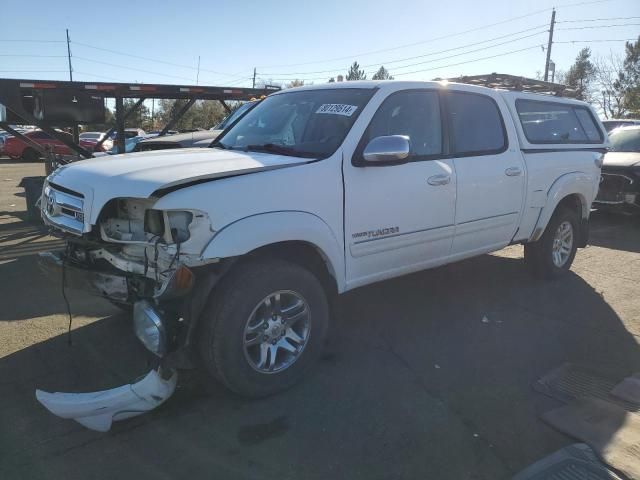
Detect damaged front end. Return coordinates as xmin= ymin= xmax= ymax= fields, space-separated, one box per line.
xmin=37 ymin=182 xmax=220 ymax=431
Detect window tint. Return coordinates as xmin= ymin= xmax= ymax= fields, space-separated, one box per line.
xmin=364 ymin=90 xmax=442 ymax=158
xmin=574 ymin=109 xmax=602 ymax=141
xmin=447 ymin=92 xmax=506 ymax=154
xmin=609 ymin=128 xmax=640 ymax=152
xmin=516 ymin=100 xmax=603 ymax=144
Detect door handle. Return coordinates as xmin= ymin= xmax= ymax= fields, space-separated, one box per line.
xmin=505 ymin=167 xmax=522 ymax=177
xmin=427 ymin=174 xmax=451 ymax=186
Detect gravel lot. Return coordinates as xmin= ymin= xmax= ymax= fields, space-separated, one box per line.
xmin=1 ymin=158 xmax=639 ymax=480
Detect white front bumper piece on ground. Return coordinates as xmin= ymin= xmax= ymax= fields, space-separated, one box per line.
xmin=35 ymin=369 xmax=177 ymax=432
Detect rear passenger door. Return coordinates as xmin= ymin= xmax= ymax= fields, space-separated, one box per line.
xmin=445 ymin=90 xmax=525 ymax=258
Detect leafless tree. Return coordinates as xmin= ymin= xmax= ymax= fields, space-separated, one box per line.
xmin=593 ymin=53 xmax=626 ymax=119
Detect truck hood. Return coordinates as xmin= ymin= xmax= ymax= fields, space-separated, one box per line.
xmin=137 ymin=130 xmax=219 ymax=147
xmin=47 ymin=147 xmax=308 ymax=225
xmin=602 ymin=151 xmax=640 ymax=168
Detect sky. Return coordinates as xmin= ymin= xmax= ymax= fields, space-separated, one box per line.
xmin=0 ymin=0 xmax=638 ymax=89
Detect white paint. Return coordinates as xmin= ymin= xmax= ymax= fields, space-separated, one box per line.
xmin=35 ymin=369 xmax=177 ymax=432
xmin=45 ymin=80 xmax=606 ymax=294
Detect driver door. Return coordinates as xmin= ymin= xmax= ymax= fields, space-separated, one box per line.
xmin=343 ymin=89 xmax=456 ymax=288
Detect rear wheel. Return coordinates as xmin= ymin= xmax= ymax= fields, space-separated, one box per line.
xmin=198 ymin=258 xmax=329 ymax=397
xmin=525 ymin=207 xmax=579 ymax=279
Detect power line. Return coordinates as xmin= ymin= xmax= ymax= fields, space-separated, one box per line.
xmin=555 ymin=38 xmax=637 ymax=43
xmin=73 ymin=56 xmax=199 ymax=82
xmin=0 ymin=70 xmax=68 ymax=73
xmin=557 ymin=23 xmax=640 ymax=31
xmin=0 ymin=54 xmax=66 ymax=57
xmin=261 ymin=26 xmax=549 ymax=77
xmin=267 ymin=44 xmax=545 ymax=82
xmin=557 ymin=16 xmax=640 ymax=23
xmin=0 ymin=39 xmax=65 ymax=43
xmin=70 ymin=40 xmax=250 ymax=79
xmin=257 ymin=8 xmax=553 ymax=69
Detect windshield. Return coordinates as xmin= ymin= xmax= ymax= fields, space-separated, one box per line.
xmin=214 ymin=101 xmax=256 ymax=130
xmin=215 ymin=88 xmax=375 ymax=158
xmin=609 ymin=128 xmax=640 ymax=152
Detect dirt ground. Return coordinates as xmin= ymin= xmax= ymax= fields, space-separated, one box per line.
xmin=1 ymin=158 xmax=639 ymax=480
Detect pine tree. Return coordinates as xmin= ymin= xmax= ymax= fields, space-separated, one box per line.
xmin=346 ymin=62 xmax=367 ymax=81
xmin=372 ymin=66 xmax=393 ymax=80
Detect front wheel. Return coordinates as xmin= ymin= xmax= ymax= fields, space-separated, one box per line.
xmin=198 ymin=258 xmax=329 ymax=397
xmin=524 ymin=207 xmax=579 ymax=279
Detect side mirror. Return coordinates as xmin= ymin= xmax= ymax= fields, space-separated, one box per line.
xmin=362 ymin=135 xmax=410 ymax=164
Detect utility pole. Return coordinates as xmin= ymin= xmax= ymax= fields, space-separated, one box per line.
xmin=66 ymin=29 xmax=80 ymax=144
xmin=543 ymin=8 xmax=556 ymax=82
xmin=196 ymin=56 xmax=201 ymax=85
xmin=66 ymin=29 xmax=73 ymax=81
xmin=252 ymin=67 xmax=256 ymax=88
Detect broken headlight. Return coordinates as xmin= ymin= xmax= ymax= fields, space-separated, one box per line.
xmin=143 ymin=209 xmax=193 ymax=243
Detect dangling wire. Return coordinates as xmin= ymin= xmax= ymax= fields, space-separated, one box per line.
xmin=61 ymin=243 xmax=73 ymax=345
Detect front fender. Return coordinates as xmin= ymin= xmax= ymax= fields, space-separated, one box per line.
xmin=202 ymin=211 xmax=345 ymax=292
xmin=530 ymin=172 xmax=596 ymax=242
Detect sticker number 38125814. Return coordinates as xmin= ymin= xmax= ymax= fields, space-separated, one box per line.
xmin=315 ymin=104 xmax=358 ymax=116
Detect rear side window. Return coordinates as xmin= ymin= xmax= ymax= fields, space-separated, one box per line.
xmin=446 ymin=92 xmax=507 ymax=155
xmin=516 ymin=99 xmax=603 ymax=144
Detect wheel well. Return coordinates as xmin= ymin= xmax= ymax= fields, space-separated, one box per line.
xmin=556 ymin=193 xmax=584 ymax=218
xmin=242 ymin=241 xmax=339 ymax=297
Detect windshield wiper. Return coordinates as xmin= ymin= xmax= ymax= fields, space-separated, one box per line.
xmin=209 ymin=141 xmax=228 ymax=150
xmin=245 ymin=143 xmax=317 ymax=158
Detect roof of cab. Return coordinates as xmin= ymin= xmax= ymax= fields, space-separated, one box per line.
xmin=274 ymin=80 xmax=591 ymax=105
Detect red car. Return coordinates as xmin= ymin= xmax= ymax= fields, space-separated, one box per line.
xmin=3 ymin=130 xmax=104 ymax=161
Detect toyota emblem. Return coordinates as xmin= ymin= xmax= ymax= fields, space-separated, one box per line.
xmin=46 ymin=191 xmax=57 ymax=215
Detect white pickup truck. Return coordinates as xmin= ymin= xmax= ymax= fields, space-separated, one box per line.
xmin=36 ymin=80 xmax=607 ymax=430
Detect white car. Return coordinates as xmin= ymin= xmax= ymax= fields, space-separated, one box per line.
xmin=37 ymin=81 xmax=607 ymax=430
xmin=79 ymin=131 xmax=113 ymax=150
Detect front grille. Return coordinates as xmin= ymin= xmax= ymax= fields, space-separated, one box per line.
xmin=595 ymin=173 xmax=634 ymax=204
xmin=42 ymin=184 xmax=85 ymax=234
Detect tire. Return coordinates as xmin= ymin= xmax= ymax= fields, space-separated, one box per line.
xmin=21 ymin=148 xmax=40 ymax=162
xmin=524 ymin=207 xmax=579 ymax=279
xmin=198 ymin=258 xmax=329 ymax=397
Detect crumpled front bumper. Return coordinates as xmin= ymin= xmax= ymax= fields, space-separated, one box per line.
xmin=38 ymin=250 xmax=130 ymax=303
xmin=594 ymin=170 xmax=640 ymax=212
xmin=36 ymin=251 xmax=188 ymax=431
xmin=36 ymin=368 xmax=177 ymax=432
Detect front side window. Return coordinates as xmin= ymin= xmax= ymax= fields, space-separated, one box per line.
xmin=216 ymin=88 xmax=375 ymax=159
xmin=516 ymin=99 xmax=603 ymax=144
xmin=360 ymin=90 xmax=442 ymax=159
xmin=609 ymin=128 xmax=640 ymax=152
xmin=446 ymin=91 xmax=507 ymax=155
xmin=214 ymin=101 xmax=255 ymax=130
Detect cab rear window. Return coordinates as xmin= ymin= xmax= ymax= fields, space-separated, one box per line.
xmin=515 ymin=99 xmax=603 ymax=144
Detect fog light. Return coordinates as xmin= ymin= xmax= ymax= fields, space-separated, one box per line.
xmin=625 ymin=193 xmax=636 ymax=204
xmin=133 ymin=300 xmax=167 ymax=357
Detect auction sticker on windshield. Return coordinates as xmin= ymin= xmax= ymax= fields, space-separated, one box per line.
xmin=316 ymin=104 xmax=358 ymax=116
